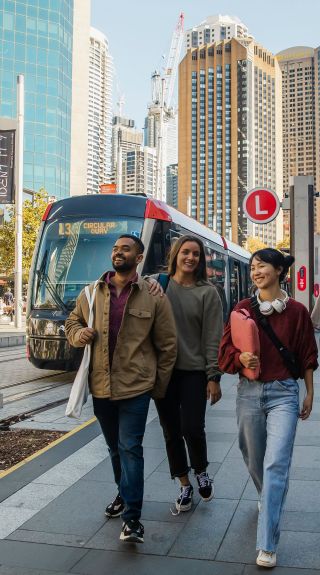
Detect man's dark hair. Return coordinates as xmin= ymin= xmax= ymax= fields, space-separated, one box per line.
xmin=118 ymin=234 xmax=145 ymax=254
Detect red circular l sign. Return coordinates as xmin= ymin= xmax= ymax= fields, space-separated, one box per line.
xmin=243 ymin=188 xmax=280 ymax=224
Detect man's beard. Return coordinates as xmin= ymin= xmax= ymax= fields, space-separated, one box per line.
xmin=112 ymin=259 xmax=135 ymax=273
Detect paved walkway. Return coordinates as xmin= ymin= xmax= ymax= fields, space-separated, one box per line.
xmin=0 ymin=317 xmax=26 ymax=348
xmin=0 ymin=372 xmax=320 ymax=574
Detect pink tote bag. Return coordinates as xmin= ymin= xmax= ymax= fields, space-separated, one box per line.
xmin=230 ymin=308 xmax=260 ymax=380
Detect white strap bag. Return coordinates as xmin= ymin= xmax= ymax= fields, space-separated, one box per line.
xmin=65 ymin=281 xmax=98 ymax=418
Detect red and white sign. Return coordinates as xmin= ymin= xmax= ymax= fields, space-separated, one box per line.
xmin=297 ymin=266 xmax=307 ymax=291
xmin=243 ymin=188 xmax=280 ymax=224
xmin=314 ymin=283 xmax=319 ymax=298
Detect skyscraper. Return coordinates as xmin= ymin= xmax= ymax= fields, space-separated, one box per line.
xmin=178 ymin=34 xmax=282 ymax=246
xmin=87 ymin=27 xmax=113 ymax=194
xmin=166 ymin=163 xmax=178 ymax=208
xmin=0 ymin=0 xmax=90 ymax=200
xmin=144 ymin=71 xmax=178 ymax=201
xmin=70 ymin=0 xmax=90 ymax=196
xmin=185 ymin=14 xmax=249 ymax=52
xmin=277 ymin=46 xmax=320 ymax=235
xmin=122 ymin=147 xmax=157 ymax=196
xmin=112 ymin=116 xmax=143 ymax=193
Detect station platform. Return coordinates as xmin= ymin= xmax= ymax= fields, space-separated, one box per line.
xmin=0 ymin=319 xmax=26 ymax=348
xmin=1 ymin=373 xmax=320 ymax=574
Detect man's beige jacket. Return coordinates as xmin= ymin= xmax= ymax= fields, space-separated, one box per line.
xmin=65 ymin=274 xmax=177 ymax=400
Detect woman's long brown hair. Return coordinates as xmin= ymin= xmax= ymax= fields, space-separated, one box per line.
xmin=167 ymin=235 xmax=207 ymax=281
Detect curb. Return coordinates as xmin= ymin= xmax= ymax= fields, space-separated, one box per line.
xmin=0 ymin=417 xmax=100 ymax=502
xmin=0 ymin=334 xmax=26 ymax=348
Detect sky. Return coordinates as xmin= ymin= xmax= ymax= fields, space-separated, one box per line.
xmin=91 ymin=0 xmax=320 ymax=130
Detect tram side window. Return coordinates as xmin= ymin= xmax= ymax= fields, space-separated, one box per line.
xmin=229 ymin=258 xmax=241 ymax=310
xmin=143 ymin=221 xmax=171 ymax=274
xmin=240 ymin=261 xmax=250 ymax=299
xmin=205 ymin=245 xmax=227 ymax=316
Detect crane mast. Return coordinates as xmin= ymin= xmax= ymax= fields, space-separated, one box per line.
xmin=154 ymin=12 xmax=184 ymax=201
xmin=163 ymin=12 xmax=184 ymax=111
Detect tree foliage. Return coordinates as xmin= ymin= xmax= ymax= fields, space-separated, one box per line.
xmin=244 ymin=236 xmax=268 ymax=254
xmin=276 ymin=237 xmax=290 ymax=251
xmin=0 ymin=189 xmax=49 ymax=281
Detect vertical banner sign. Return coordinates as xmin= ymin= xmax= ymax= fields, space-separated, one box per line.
xmin=0 ymin=129 xmax=15 ymax=204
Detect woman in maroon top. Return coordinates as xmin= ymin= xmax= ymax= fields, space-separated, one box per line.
xmin=219 ymin=248 xmax=318 ymax=568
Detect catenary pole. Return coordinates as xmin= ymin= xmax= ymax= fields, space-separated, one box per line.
xmin=14 ymin=74 xmax=24 ymax=328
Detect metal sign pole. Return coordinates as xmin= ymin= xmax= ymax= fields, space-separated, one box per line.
xmin=14 ymin=74 xmax=24 ymax=328
xmin=289 ymin=175 xmax=314 ymax=310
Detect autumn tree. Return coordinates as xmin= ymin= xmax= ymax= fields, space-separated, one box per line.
xmin=276 ymin=237 xmax=290 ymax=251
xmin=0 ymin=189 xmax=49 ymax=282
xmin=244 ymin=236 xmax=268 ymax=254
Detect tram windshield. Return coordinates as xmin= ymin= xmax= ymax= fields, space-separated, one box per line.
xmin=32 ymin=216 xmax=144 ymax=310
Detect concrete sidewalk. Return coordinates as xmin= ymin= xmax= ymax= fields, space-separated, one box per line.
xmin=0 ymin=372 xmax=320 ymax=574
xmin=0 ymin=318 xmax=26 ymax=348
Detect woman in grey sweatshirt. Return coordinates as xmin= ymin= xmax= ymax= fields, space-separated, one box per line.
xmin=155 ymin=235 xmax=223 ymax=513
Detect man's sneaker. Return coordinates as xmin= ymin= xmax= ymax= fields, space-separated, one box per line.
xmin=105 ymin=493 xmax=125 ymax=518
xmin=175 ymin=484 xmax=193 ymax=513
xmin=256 ymin=550 xmax=277 ymax=568
xmin=196 ymin=471 xmax=214 ymax=501
xmin=120 ymin=519 xmax=144 ymax=543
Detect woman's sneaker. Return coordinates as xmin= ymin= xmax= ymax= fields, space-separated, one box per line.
xmin=175 ymin=484 xmax=193 ymax=512
xmin=196 ymin=471 xmax=214 ymax=501
xmin=105 ymin=493 xmax=125 ymax=518
xmin=120 ymin=519 xmax=144 ymax=543
xmin=256 ymin=550 xmax=277 ymax=568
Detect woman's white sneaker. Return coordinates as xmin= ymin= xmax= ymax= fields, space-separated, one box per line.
xmin=256 ymin=550 xmax=276 ymax=568
xmin=175 ymin=484 xmax=193 ymax=512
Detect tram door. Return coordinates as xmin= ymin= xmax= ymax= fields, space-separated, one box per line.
xmin=229 ymin=258 xmax=241 ymax=310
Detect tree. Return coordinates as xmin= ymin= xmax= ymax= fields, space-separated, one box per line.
xmin=276 ymin=238 xmax=290 ymax=251
xmin=0 ymin=189 xmax=49 ymax=282
xmin=244 ymin=236 xmax=268 ymax=254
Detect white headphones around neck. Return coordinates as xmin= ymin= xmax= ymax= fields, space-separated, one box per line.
xmin=256 ymin=289 xmax=289 ymax=316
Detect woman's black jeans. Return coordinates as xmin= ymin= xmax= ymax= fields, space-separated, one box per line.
xmin=155 ymin=369 xmax=208 ymax=478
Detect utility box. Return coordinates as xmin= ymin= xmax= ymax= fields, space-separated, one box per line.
xmin=290 ymin=175 xmax=314 ymax=311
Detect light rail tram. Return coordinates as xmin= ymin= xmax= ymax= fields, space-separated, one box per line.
xmin=26 ymin=194 xmax=250 ymax=370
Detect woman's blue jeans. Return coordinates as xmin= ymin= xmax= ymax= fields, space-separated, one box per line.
xmin=236 ymin=377 xmax=299 ymax=552
xmin=93 ymin=392 xmax=150 ymax=522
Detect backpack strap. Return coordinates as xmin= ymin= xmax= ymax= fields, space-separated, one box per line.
xmin=157 ymin=273 xmax=170 ymax=293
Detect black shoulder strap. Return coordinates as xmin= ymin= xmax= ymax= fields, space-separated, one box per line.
xmin=157 ymin=273 xmax=170 ymax=293
xmin=250 ymin=296 xmax=300 ymax=379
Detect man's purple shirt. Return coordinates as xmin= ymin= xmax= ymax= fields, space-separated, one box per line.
xmin=105 ymin=271 xmax=138 ymax=366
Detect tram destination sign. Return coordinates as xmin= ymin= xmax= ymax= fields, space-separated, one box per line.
xmin=243 ymin=188 xmax=280 ymax=224
xmin=0 ymin=129 xmax=15 ymax=204
xmin=58 ymin=220 xmax=128 ymax=237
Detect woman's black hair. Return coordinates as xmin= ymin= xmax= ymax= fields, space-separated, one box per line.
xmin=250 ymin=248 xmax=294 ymax=283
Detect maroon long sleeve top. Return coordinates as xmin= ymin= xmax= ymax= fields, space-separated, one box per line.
xmin=105 ymin=271 xmax=138 ymax=367
xmin=218 ymin=298 xmax=318 ymax=382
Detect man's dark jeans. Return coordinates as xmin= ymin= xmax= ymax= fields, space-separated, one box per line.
xmin=93 ymin=392 xmax=150 ymax=522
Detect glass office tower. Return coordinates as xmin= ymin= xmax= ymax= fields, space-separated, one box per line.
xmin=0 ymin=0 xmax=74 ymax=199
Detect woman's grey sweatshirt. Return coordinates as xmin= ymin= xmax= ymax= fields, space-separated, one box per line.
xmin=152 ymin=276 xmax=223 ymax=380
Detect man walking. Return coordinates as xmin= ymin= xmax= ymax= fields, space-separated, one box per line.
xmin=3 ymin=287 xmax=13 ymax=306
xmin=65 ymin=235 xmax=177 ymax=543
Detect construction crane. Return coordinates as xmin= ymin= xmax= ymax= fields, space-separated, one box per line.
xmin=163 ymin=12 xmax=184 ymax=111
xmin=153 ymin=12 xmax=184 ymax=201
